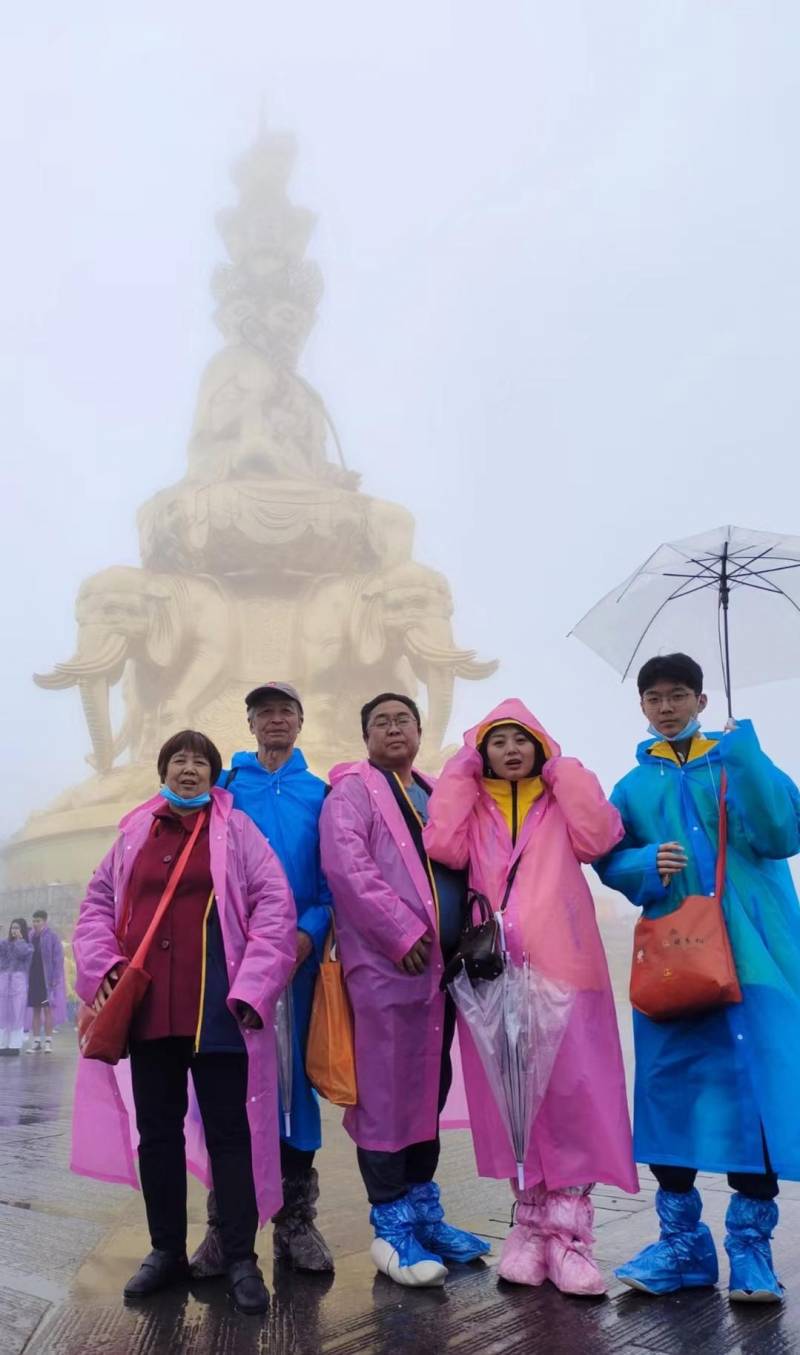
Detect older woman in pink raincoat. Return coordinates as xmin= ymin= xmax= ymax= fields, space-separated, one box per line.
xmin=423 ymin=699 xmax=637 ymax=1296
xmin=71 ymin=730 xmax=296 ymax=1316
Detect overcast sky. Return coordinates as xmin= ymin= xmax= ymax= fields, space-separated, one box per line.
xmin=3 ymin=2 xmax=800 ymax=847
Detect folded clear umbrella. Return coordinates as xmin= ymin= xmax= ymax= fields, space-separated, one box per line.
xmin=274 ymin=987 xmax=294 ymax=1140
xmin=449 ymin=955 xmax=575 ymax=1189
xmin=570 ymin=524 xmax=800 ymax=718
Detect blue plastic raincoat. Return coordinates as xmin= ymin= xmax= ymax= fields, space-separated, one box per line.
xmin=223 ymin=748 xmax=332 ymax=1152
xmin=596 ymin=720 xmax=800 ymax=1177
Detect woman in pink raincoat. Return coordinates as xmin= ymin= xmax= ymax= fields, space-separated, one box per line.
xmin=72 ymin=730 xmax=296 ymax=1316
xmin=423 ymin=699 xmax=638 ymax=1296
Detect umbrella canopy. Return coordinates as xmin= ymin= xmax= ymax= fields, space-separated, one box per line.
xmin=448 ymin=956 xmax=575 ymax=1189
xmin=571 ymin=524 xmax=800 ymax=716
xmin=274 ymin=987 xmax=294 ymax=1140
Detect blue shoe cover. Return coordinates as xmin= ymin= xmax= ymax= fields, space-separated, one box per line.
xmin=725 ymin=1194 xmax=783 ymax=1303
xmin=370 ymin=1196 xmax=447 ymax=1287
xmin=615 ymin=1188 xmax=718 ymax=1294
xmin=408 ymin=1181 xmax=491 ymax=1263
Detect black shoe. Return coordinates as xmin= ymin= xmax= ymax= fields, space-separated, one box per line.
xmin=123 ymin=1249 xmax=190 ymax=1298
xmin=228 ymin=1257 xmax=269 ymax=1315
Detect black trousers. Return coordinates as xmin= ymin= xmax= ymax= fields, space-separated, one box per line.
xmin=280 ymin=1142 xmax=315 ymax=1180
xmin=130 ymin=1038 xmax=258 ymax=1262
xmin=650 ymin=1163 xmax=779 ymax=1201
xmin=357 ymin=994 xmax=456 ymax=1206
xmin=651 ymin=1131 xmax=779 ymax=1202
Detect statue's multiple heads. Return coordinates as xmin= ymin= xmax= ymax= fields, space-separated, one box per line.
xmin=211 ymin=132 xmax=323 ymax=366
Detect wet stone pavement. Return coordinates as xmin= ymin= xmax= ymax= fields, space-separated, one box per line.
xmin=2 ymin=1013 xmax=800 ymax=1352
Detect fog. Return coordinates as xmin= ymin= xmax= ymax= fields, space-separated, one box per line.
xmin=3 ymin=2 xmax=800 ymax=851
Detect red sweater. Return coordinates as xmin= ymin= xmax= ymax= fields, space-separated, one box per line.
xmin=124 ymin=804 xmax=212 ymax=1041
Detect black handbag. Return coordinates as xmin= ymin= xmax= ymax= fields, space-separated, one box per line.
xmin=440 ymin=858 xmax=522 ymax=990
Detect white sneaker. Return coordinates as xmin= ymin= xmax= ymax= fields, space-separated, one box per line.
xmin=27 ymin=1040 xmax=41 ymax=1053
xmin=44 ymin=1038 xmax=52 ymax=1053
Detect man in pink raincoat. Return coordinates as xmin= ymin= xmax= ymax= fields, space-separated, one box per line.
xmin=319 ymin=692 xmax=490 ymax=1288
xmin=71 ymin=730 xmax=296 ymax=1314
xmin=423 ymin=699 xmax=638 ymax=1296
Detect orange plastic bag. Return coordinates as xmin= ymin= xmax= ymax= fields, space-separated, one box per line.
xmin=305 ymin=924 xmax=358 ymax=1106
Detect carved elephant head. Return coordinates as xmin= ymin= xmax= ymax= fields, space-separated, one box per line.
xmin=351 ymin=562 xmax=497 ymax=749
xmin=34 ymin=566 xmax=229 ymax=773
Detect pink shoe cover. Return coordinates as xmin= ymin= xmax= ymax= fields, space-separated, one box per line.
xmin=544 ymin=1190 xmax=606 ymax=1296
xmin=497 ymin=1183 xmax=548 ymax=1287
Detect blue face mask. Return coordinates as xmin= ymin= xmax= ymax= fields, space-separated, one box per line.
xmin=159 ymin=785 xmax=212 ymax=810
xmin=647 ymin=717 xmax=702 ymax=743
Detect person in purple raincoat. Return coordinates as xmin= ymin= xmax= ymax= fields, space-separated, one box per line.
xmin=71 ymin=730 xmax=296 ymax=1316
xmin=320 ymin=692 xmax=490 ymax=1288
xmin=26 ymin=909 xmax=66 ymax=1052
xmin=0 ymin=919 xmax=33 ymax=1054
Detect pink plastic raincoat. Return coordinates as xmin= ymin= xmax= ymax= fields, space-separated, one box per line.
xmin=319 ymin=761 xmax=449 ymax=1152
xmin=70 ymin=787 xmax=297 ymax=1223
xmin=423 ymin=700 xmax=638 ymax=1193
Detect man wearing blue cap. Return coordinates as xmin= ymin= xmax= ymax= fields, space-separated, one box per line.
xmin=190 ymin=681 xmax=334 ymax=1275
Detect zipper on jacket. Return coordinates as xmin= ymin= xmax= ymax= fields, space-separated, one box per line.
xmin=194 ymin=889 xmax=216 ymax=1055
xmin=511 ymin=783 xmax=518 ymax=846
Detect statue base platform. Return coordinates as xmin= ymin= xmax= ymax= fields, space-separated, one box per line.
xmin=3 ymin=807 xmax=124 ymax=892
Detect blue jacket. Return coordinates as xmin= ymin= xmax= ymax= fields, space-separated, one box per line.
xmin=596 ymin=721 xmax=800 ymax=1177
xmin=221 ymin=748 xmax=332 ymax=1151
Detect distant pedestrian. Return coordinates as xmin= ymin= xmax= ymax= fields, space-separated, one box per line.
xmin=0 ymin=919 xmax=33 ymax=1055
xmin=27 ymin=909 xmax=66 ymax=1052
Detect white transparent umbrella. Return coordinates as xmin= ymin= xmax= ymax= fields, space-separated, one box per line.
xmin=449 ymin=955 xmax=575 ymax=1189
xmin=570 ymin=524 xmax=800 ymax=718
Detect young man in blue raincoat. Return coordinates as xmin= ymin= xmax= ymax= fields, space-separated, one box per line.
xmin=190 ymin=681 xmax=334 ymax=1275
xmin=596 ymin=653 xmax=800 ymax=1304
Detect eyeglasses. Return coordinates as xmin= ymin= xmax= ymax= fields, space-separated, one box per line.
xmin=642 ymin=690 xmax=695 ymax=708
xmin=368 ymin=714 xmax=416 ymax=731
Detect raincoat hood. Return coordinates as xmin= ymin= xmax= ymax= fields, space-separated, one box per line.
xmin=467 ymin=699 xmax=559 ymax=762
